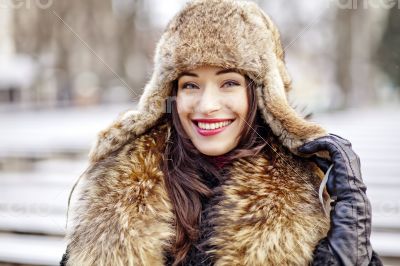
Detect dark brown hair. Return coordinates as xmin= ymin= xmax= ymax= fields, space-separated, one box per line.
xmin=162 ymin=75 xmax=271 ymax=265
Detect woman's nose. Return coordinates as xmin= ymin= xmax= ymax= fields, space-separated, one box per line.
xmin=196 ymin=85 xmax=221 ymax=115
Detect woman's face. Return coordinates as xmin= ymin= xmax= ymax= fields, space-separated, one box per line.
xmin=176 ymin=65 xmax=249 ymax=156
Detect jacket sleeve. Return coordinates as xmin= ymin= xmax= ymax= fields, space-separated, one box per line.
xmin=311 ymin=238 xmax=383 ymax=266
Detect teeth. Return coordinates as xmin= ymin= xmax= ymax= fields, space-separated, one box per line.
xmin=197 ymin=120 xmax=233 ymax=130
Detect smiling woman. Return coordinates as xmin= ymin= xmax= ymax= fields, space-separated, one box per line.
xmin=61 ymin=0 xmax=382 ymax=265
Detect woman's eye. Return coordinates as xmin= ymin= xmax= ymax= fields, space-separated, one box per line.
xmin=182 ymin=83 xmax=198 ymax=90
xmin=222 ymin=80 xmax=240 ymax=88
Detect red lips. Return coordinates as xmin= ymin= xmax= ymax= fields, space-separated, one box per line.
xmin=192 ymin=118 xmax=234 ymax=136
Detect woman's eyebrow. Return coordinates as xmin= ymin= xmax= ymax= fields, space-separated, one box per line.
xmin=178 ymin=71 xmax=198 ymax=78
xmin=216 ymin=68 xmax=240 ymax=75
xmin=178 ymin=68 xmax=240 ymax=79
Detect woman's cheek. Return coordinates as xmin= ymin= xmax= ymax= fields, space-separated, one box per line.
xmin=176 ymin=95 xmax=191 ymax=114
xmin=225 ymin=93 xmax=247 ymax=113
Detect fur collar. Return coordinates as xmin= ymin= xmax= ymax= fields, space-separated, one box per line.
xmin=66 ymin=122 xmax=329 ymax=265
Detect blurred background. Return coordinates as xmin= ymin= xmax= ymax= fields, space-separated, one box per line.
xmin=0 ymin=0 xmax=399 ymax=265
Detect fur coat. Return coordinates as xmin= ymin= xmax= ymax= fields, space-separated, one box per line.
xmin=63 ymin=119 xmax=330 ymax=266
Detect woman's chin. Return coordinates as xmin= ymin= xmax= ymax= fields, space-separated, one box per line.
xmin=193 ymin=142 xmax=234 ymax=156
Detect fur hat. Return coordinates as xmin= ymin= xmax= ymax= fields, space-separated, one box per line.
xmin=89 ymin=0 xmax=327 ymax=162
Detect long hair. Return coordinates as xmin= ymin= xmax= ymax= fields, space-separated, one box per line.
xmin=162 ymin=76 xmax=272 ymax=265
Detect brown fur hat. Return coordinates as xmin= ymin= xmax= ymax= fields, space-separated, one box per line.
xmin=89 ymin=0 xmax=327 ymax=162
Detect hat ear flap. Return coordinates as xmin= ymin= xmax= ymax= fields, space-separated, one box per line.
xmin=256 ymin=11 xmax=327 ymax=153
xmin=89 ymin=72 xmax=174 ymax=163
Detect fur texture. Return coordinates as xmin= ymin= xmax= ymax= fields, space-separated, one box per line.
xmin=88 ymin=0 xmax=327 ymax=163
xmin=66 ymin=122 xmax=329 ymax=265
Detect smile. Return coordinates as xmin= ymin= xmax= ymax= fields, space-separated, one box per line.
xmin=192 ymin=119 xmax=234 ymax=136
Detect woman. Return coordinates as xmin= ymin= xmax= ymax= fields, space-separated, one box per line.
xmin=61 ymin=0 xmax=382 ymax=265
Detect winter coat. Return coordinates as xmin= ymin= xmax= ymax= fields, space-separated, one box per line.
xmin=60 ymin=119 xmax=382 ymax=265
xmin=62 ymin=120 xmax=329 ymax=265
